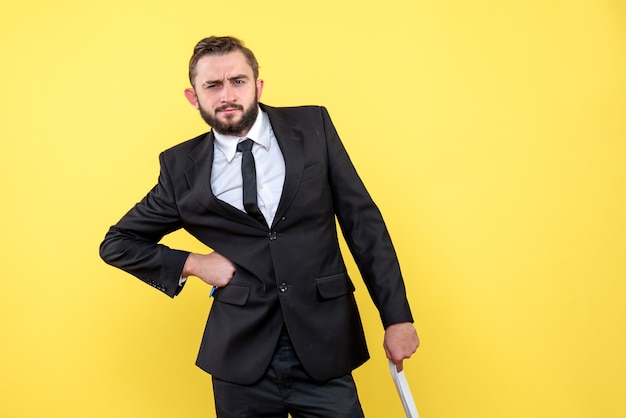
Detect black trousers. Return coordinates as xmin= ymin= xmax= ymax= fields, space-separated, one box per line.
xmin=212 ymin=328 xmax=365 ymax=418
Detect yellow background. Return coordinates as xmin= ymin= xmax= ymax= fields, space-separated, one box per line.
xmin=2 ymin=1 xmax=625 ymax=417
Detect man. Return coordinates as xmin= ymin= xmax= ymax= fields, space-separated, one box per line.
xmin=100 ymin=36 xmax=419 ymax=417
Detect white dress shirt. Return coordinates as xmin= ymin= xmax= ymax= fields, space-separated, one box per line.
xmin=211 ymin=108 xmax=286 ymax=227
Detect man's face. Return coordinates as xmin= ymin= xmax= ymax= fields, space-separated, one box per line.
xmin=185 ymin=51 xmax=264 ymax=137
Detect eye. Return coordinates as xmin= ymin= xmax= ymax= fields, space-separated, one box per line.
xmin=202 ymin=81 xmax=222 ymax=89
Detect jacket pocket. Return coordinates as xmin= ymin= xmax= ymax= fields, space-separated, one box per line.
xmin=214 ymin=284 xmax=251 ymax=306
xmin=315 ymin=273 xmax=355 ymax=300
xmin=301 ymin=162 xmax=324 ymax=182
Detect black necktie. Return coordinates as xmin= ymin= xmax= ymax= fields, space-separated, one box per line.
xmin=237 ymin=139 xmax=266 ymax=224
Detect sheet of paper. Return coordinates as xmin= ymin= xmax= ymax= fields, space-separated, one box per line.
xmin=389 ymin=360 xmax=420 ymax=418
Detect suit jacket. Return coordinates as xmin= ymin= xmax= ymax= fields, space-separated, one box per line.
xmin=100 ymin=104 xmax=413 ymax=384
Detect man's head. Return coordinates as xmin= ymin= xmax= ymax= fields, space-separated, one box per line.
xmin=188 ymin=36 xmax=259 ymax=85
xmin=184 ymin=36 xmax=263 ymax=137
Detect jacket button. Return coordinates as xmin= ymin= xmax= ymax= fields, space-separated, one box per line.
xmin=269 ymin=231 xmax=277 ymax=240
xmin=279 ymin=282 xmax=288 ymax=293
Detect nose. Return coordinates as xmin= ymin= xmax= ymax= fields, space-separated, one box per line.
xmin=221 ymin=83 xmax=236 ymax=103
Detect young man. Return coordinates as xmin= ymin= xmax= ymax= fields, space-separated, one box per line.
xmin=100 ymin=36 xmax=419 ymax=417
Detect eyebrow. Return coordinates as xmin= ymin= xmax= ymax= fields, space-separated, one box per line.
xmin=201 ymin=74 xmax=250 ymax=87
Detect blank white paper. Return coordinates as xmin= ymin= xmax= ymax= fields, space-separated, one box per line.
xmin=388 ymin=360 xmax=420 ymax=418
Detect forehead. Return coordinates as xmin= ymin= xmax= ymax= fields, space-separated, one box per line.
xmin=194 ymin=51 xmax=254 ymax=81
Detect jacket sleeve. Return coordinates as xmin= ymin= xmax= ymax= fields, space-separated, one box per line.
xmin=99 ymin=152 xmax=190 ymax=298
xmin=320 ymin=106 xmax=414 ymax=328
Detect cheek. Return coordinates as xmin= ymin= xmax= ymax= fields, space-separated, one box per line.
xmin=198 ymin=94 xmax=219 ymax=109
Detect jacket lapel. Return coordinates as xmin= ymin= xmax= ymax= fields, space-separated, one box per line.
xmin=262 ymin=104 xmax=305 ymax=227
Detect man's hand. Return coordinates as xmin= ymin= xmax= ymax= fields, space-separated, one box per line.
xmin=182 ymin=252 xmax=236 ymax=288
xmin=384 ymin=322 xmax=420 ymax=372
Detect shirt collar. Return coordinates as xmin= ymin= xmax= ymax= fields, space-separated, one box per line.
xmin=213 ymin=107 xmax=270 ymax=163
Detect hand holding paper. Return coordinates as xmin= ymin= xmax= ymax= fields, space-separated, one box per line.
xmin=384 ymin=322 xmax=420 ymax=371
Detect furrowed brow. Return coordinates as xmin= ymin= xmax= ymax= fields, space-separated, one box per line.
xmin=201 ymin=74 xmax=249 ymax=87
xmin=229 ymin=74 xmax=250 ymax=82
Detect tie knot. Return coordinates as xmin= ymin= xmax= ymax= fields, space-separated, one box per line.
xmin=237 ymin=139 xmax=254 ymax=153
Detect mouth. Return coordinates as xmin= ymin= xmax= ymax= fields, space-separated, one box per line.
xmin=217 ymin=105 xmax=244 ymax=114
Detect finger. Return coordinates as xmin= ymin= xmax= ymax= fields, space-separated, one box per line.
xmin=384 ymin=344 xmax=392 ymax=362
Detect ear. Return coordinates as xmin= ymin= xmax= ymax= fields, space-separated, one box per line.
xmin=184 ymin=88 xmax=199 ymax=109
xmin=256 ymin=79 xmax=264 ymax=100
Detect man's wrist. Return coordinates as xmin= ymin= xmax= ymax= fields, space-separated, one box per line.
xmin=182 ymin=253 xmax=198 ymax=277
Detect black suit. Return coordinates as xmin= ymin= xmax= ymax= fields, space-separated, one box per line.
xmin=100 ymin=104 xmax=413 ymax=384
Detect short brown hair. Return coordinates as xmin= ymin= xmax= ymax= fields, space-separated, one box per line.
xmin=188 ymin=36 xmax=259 ymax=85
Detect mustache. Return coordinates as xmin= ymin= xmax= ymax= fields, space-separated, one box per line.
xmin=216 ymin=103 xmax=244 ymax=112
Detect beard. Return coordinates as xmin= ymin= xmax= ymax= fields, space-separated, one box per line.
xmin=198 ymin=96 xmax=259 ymax=137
